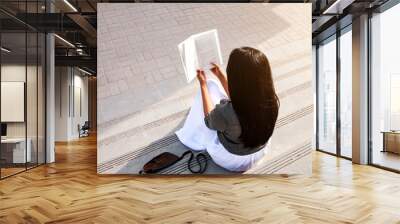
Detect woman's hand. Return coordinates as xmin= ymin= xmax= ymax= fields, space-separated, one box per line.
xmin=197 ymin=69 xmax=207 ymax=86
xmin=210 ymin=62 xmax=230 ymax=97
xmin=210 ymin=62 xmax=223 ymax=78
xmin=197 ymin=69 xmax=213 ymax=116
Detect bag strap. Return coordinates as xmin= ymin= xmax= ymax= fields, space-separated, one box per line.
xmin=180 ymin=151 xmax=208 ymax=174
xmin=139 ymin=151 xmax=208 ymax=174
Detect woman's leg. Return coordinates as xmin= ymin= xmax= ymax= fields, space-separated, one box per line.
xmin=176 ymin=79 xmax=228 ymax=150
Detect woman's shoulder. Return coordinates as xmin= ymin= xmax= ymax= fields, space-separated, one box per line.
xmin=215 ymin=99 xmax=232 ymax=112
xmin=219 ymin=98 xmax=231 ymax=105
xmin=215 ymin=99 xmax=239 ymax=122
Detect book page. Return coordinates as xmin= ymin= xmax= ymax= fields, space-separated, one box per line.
xmin=178 ymin=38 xmax=198 ymax=83
xmin=193 ymin=30 xmax=223 ymax=71
xmin=178 ymin=29 xmax=222 ymax=83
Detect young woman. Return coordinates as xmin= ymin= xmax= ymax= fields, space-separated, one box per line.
xmin=176 ymin=47 xmax=279 ymax=172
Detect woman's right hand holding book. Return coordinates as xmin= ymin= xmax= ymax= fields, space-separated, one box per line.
xmin=210 ymin=62 xmax=224 ymax=78
xmin=210 ymin=62 xmax=229 ymax=97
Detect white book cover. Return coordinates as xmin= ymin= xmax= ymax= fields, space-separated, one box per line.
xmin=178 ymin=29 xmax=223 ymax=83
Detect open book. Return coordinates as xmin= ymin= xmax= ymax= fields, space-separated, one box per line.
xmin=178 ymin=29 xmax=223 ymax=83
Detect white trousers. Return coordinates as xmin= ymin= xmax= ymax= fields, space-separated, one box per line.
xmin=176 ymin=79 xmax=266 ymax=172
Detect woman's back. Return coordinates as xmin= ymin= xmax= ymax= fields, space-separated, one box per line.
xmin=205 ymin=98 xmax=266 ymax=156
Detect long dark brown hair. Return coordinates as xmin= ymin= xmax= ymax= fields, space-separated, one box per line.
xmin=226 ymin=47 xmax=279 ymax=148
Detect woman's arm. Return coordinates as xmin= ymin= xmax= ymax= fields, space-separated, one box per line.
xmin=197 ymin=70 xmax=214 ymax=116
xmin=210 ymin=63 xmax=230 ymax=97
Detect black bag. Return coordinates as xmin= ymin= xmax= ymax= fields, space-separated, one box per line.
xmin=139 ymin=151 xmax=207 ymax=174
